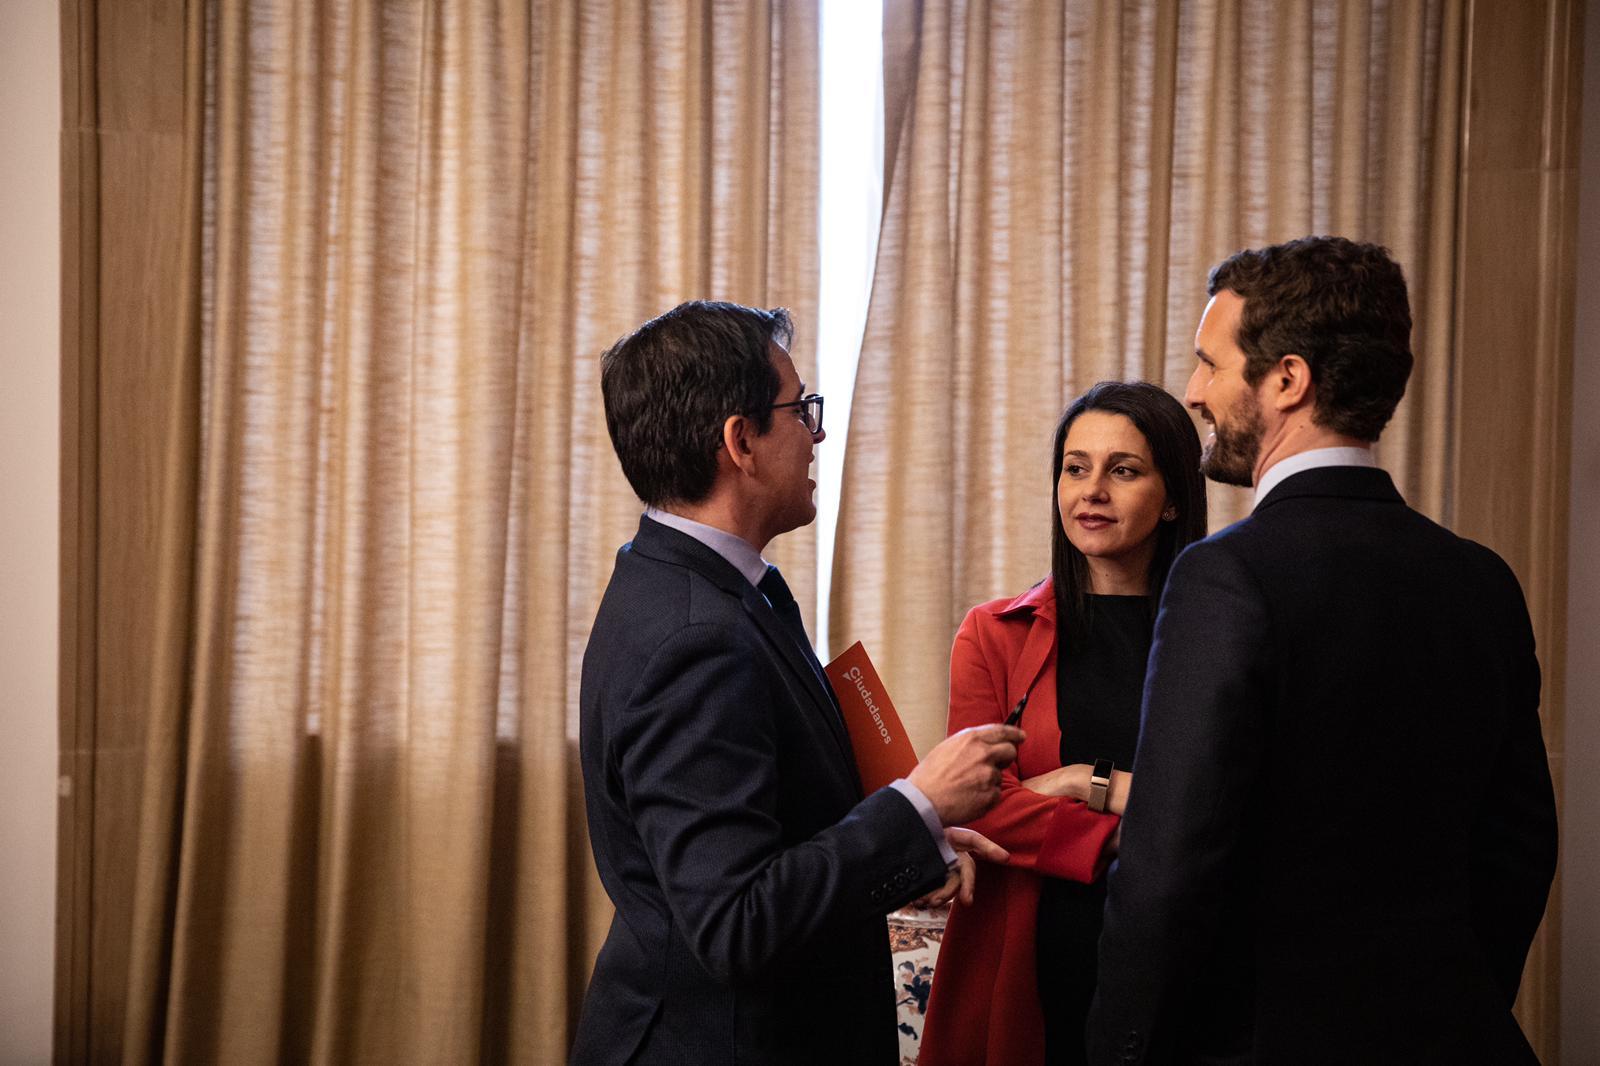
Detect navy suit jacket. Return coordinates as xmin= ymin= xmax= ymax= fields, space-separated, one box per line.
xmin=571 ymin=516 xmax=948 ymax=1065
xmin=1087 ymin=467 xmax=1558 ymax=1065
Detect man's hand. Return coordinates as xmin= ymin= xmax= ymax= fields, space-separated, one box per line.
xmin=909 ymin=828 xmax=1009 ymax=908
xmin=910 ymin=854 xmax=971 ymax=909
xmin=945 ymin=825 xmax=1007 ymax=861
xmin=908 ymin=724 xmax=1025 ymax=824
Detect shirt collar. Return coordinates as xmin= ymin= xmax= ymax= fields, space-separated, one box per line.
xmin=645 ymin=506 xmax=770 ymax=587
xmin=1252 ymin=446 xmax=1379 ymax=511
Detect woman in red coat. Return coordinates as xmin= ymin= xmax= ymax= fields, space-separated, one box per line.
xmin=920 ymin=382 xmax=1206 ymax=1066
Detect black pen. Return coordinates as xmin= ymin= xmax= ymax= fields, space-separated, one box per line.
xmin=1003 ymin=693 xmax=1029 ymax=728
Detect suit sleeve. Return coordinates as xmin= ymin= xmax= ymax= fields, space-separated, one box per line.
xmin=1468 ymin=549 xmax=1559 ymax=1004
xmin=1087 ymin=539 xmax=1272 ymax=1065
xmin=613 ymin=621 xmax=947 ymax=983
xmin=947 ymin=610 xmax=1118 ymax=882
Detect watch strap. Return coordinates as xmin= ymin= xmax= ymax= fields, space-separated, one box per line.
xmin=1088 ymin=757 xmax=1114 ymax=813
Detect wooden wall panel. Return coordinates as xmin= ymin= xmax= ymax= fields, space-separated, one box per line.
xmin=56 ymin=1 xmax=97 ymax=1056
xmin=57 ymin=0 xmax=195 ymax=1061
xmin=97 ymin=0 xmax=185 ymax=133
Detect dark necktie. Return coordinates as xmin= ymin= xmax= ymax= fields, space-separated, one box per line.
xmin=758 ymin=565 xmax=835 ymax=704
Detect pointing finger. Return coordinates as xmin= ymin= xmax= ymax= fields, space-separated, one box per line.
xmin=946 ymin=827 xmax=1009 ymax=863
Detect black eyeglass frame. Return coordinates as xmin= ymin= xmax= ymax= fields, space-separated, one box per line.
xmin=766 ymin=393 xmax=825 ymax=435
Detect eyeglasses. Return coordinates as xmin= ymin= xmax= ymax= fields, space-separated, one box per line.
xmin=767 ymin=394 xmax=825 ymax=435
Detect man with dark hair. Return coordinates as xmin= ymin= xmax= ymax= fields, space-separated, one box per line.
xmin=1087 ymin=237 xmax=1557 ymax=1064
xmin=573 ymin=300 xmax=1025 ymax=1065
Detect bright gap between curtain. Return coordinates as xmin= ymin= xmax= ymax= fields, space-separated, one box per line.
xmin=815 ymin=0 xmax=884 ymax=660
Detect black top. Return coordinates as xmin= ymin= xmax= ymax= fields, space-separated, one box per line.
xmin=1056 ymin=594 xmax=1151 ymax=769
xmin=1038 ymin=593 xmax=1153 ymax=1066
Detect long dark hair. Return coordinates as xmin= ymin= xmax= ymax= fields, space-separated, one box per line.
xmin=1049 ymin=381 xmax=1207 ymax=636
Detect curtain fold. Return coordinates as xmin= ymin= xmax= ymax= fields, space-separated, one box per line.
xmin=105 ymin=2 xmax=819 ymax=1062
xmin=833 ymin=0 xmax=1463 ymax=760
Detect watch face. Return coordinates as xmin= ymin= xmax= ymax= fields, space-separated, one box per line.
xmin=1092 ymin=758 xmax=1114 ymax=782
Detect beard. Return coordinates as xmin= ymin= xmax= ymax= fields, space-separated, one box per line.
xmin=1199 ymin=394 xmax=1264 ymax=487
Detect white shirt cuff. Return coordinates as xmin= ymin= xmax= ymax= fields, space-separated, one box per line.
xmin=889 ymin=778 xmax=958 ymax=866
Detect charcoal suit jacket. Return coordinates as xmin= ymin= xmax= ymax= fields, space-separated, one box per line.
xmin=571 ymin=516 xmax=948 ymax=1065
xmin=1087 ymin=466 xmax=1557 ymax=1065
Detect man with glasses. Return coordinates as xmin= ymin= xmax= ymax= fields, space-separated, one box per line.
xmin=572 ymin=300 xmax=1025 ymax=1065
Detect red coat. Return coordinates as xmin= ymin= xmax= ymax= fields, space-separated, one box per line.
xmin=919 ymin=578 xmax=1120 ymax=1066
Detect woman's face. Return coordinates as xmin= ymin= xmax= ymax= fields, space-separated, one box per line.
xmin=1058 ymin=411 xmax=1171 ymax=584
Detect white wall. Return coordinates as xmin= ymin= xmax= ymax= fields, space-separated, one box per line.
xmin=1564 ymin=0 xmax=1600 ymax=1059
xmin=0 ymin=0 xmax=61 ymax=1063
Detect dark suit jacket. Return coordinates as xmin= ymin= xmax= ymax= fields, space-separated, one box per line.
xmin=1087 ymin=466 xmax=1558 ymax=1065
xmin=571 ymin=516 xmax=948 ymax=1065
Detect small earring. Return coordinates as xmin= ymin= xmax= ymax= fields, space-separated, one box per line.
xmin=1161 ymin=506 xmax=1177 ymax=521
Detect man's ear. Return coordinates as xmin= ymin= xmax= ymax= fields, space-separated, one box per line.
xmin=721 ymin=414 xmax=759 ymax=476
xmin=1268 ymin=354 xmax=1314 ymax=412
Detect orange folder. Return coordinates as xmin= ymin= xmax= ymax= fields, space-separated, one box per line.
xmin=824 ymin=642 xmax=920 ymax=793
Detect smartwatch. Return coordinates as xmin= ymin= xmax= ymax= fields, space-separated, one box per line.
xmin=1088 ymin=758 xmax=1114 ymax=813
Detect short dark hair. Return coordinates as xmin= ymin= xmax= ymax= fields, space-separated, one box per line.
xmin=600 ymin=301 xmax=793 ymax=507
xmin=1208 ymin=236 xmax=1413 ymax=442
xmin=1050 ymin=381 xmax=1208 ymax=634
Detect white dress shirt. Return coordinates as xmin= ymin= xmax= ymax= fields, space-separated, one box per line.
xmin=1252 ymin=446 xmax=1379 ymax=511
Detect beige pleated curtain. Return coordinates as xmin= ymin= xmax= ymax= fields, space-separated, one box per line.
xmin=834 ymin=0 xmax=1460 ymax=756
xmin=830 ymin=0 xmax=1568 ymax=1056
xmin=64 ymin=0 xmax=818 ymax=1062
xmin=62 ymin=0 xmax=1576 ymax=1061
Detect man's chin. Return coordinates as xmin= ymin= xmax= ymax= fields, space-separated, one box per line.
xmin=774 ymin=501 xmax=819 ymax=538
xmin=1200 ymin=448 xmax=1255 ymax=488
